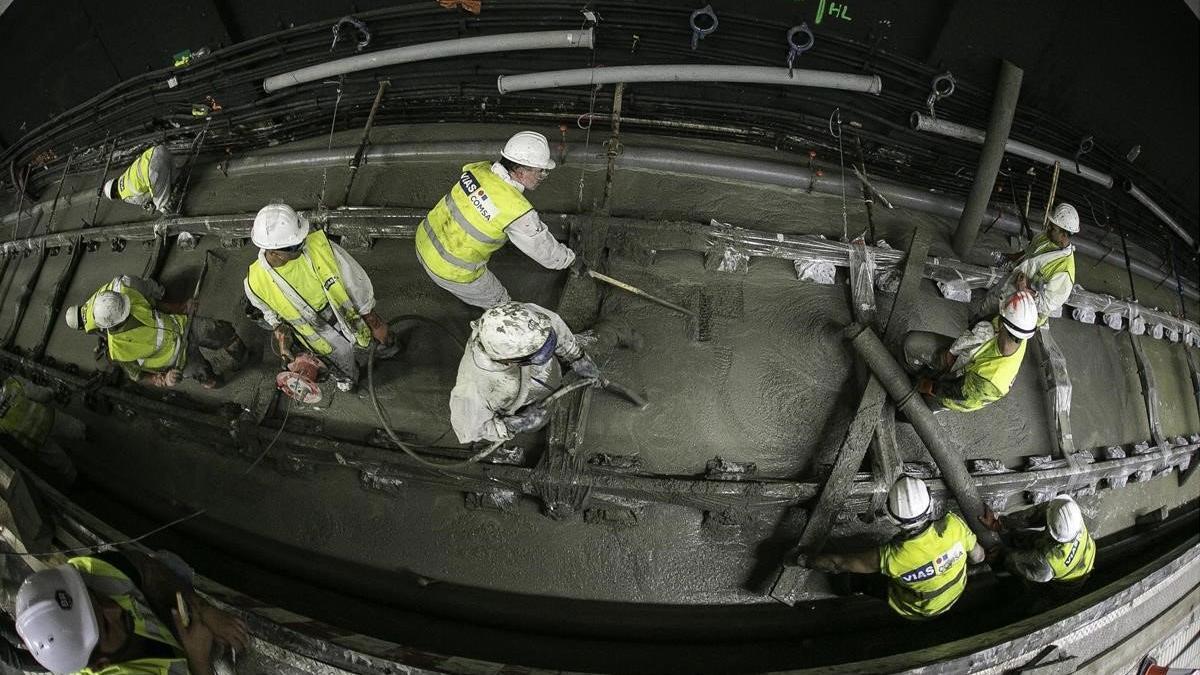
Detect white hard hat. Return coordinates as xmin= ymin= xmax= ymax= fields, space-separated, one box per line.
xmin=1046 ymin=495 xmax=1084 ymax=543
xmin=103 ymin=178 xmax=118 ymax=200
xmin=252 ymin=203 xmax=310 ymax=250
xmin=65 ymin=305 xmax=83 ymax=330
xmin=501 ymin=131 xmax=557 ymax=170
xmin=92 ymin=291 xmax=130 ymax=329
xmin=1048 ymin=203 xmax=1080 ymax=234
xmin=1000 ymin=290 xmax=1038 ymax=340
xmin=887 ymin=476 xmax=932 ymax=523
xmin=476 ymin=302 xmax=553 ymax=361
xmin=15 ymin=565 xmax=99 ymax=674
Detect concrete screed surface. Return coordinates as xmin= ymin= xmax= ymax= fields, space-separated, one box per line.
xmin=3 ymin=127 xmax=1199 ymax=626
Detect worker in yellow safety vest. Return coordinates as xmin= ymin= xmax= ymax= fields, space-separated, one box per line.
xmin=244 ymin=203 xmax=392 ymax=392
xmin=805 ymin=476 xmax=986 ymax=620
xmin=415 ymin=131 xmax=579 ymax=308
xmin=103 ymin=145 xmax=176 ymax=213
xmin=901 ymin=290 xmax=1038 ymax=412
xmin=981 ymin=495 xmax=1096 ymax=588
xmin=985 ymin=203 xmax=1079 ymax=325
xmin=65 ymin=275 xmax=249 ymax=389
xmin=11 ymin=550 xmax=247 ymax=675
xmin=0 ymin=372 xmax=85 ymax=484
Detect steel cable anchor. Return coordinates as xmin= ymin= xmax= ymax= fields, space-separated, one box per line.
xmin=785 ymin=23 xmax=815 ymax=77
xmin=689 ymin=5 xmax=718 ymax=50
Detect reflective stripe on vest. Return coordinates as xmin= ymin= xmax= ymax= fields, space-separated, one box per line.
xmin=69 ymin=556 xmax=187 ymax=675
xmin=1048 ymin=525 xmax=1096 ymax=581
xmin=0 ymin=377 xmax=55 ymax=450
xmin=880 ymin=514 xmax=976 ymax=619
xmin=246 ymin=230 xmax=371 ymax=355
xmin=415 ymin=161 xmax=532 ymax=283
xmin=943 ymin=317 xmax=1027 ymax=412
xmin=117 ymin=147 xmax=156 ymax=201
xmin=106 ymin=293 xmax=187 ymax=372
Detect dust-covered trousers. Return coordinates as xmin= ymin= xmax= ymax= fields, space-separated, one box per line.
xmin=297 ymin=306 xmax=360 ymax=384
xmin=417 ymin=253 xmax=511 ymax=309
xmin=180 ymin=316 xmax=238 ymax=381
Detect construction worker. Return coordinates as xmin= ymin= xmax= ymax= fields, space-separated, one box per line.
xmin=450 ymin=301 xmax=599 ymax=443
xmin=981 ymin=495 xmax=1095 ymax=587
xmin=902 ymin=290 xmax=1038 ymax=412
xmin=244 ymin=203 xmax=392 ymax=392
xmin=11 ymin=550 xmax=247 ymax=674
xmin=65 ymin=275 xmax=249 ymax=389
xmin=0 ymin=372 xmax=84 ymax=483
xmin=805 ymin=476 xmax=986 ymax=620
xmin=985 ymin=202 xmax=1079 ymax=325
xmin=102 ymin=144 xmax=175 ymax=213
xmin=415 ymin=131 xmax=578 ymax=308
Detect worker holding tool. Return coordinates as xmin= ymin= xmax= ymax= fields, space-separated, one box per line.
xmin=980 ymin=495 xmax=1095 ymax=587
xmin=11 ymin=550 xmax=248 ymax=674
xmin=804 ymin=476 xmax=986 ymax=620
xmin=985 ymin=202 xmax=1079 ymax=325
xmin=0 ymin=371 xmax=85 ymax=484
xmin=415 ymin=131 xmax=578 ymax=308
xmin=102 ymin=144 xmax=176 ymax=213
xmin=244 ymin=203 xmax=392 ymax=392
xmin=65 ymin=275 xmax=249 ymax=389
xmin=450 ymin=301 xmax=599 ymax=443
xmin=902 ymin=290 xmax=1038 ymax=412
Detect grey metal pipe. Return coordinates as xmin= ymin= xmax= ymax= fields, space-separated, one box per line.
xmin=497 ymin=65 xmax=883 ymax=95
xmin=845 ymin=323 xmax=1001 ymax=550
xmin=911 ymin=112 xmax=1114 ymax=189
xmin=3 ymin=141 xmax=1194 ymax=301
xmin=954 ymin=60 xmax=1023 ymax=258
xmin=262 ymin=29 xmax=594 ymax=93
xmin=1122 ymin=179 xmax=1196 ymax=249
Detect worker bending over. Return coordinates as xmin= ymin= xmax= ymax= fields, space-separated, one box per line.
xmin=902 ymin=290 xmax=1037 ymax=412
xmin=985 ymin=203 xmax=1079 ymax=325
xmin=450 ymin=301 xmax=599 ymax=443
xmin=982 ymin=495 xmax=1095 ymax=587
xmin=66 ymin=275 xmax=248 ymax=389
xmin=416 ymin=131 xmax=577 ymax=308
xmin=11 ymin=550 xmax=247 ymax=674
xmin=0 ymin=372 xmax=85 ymax=484
xmin=806 ymin=476 xmax=985 ymax=620
xmin=244 ymin=203 xmax=392 ymax=392
xmin=102 ymin=144 xmax=175 ymax=213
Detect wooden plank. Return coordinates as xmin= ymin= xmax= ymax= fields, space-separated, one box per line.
xmin=882 ymin=226 xmax=932 ymax=347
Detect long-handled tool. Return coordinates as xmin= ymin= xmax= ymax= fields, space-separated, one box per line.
xmin=587 ymin=270 xmax=711 ymax=341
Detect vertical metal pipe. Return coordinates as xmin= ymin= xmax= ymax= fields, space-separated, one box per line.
xmin=953 ymin=60 xmax=1023 ymax=258
xmin=846 ymin=322 xmax=1001 ymax=549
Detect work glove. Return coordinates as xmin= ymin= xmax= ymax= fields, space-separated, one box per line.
xmin=569 ymin=255 xmax=589 ymax=278
xmin=916 ymin=378 xmax=935 ymax=396
xmin=503 ymin=407 xmax=550 ymax=435
xmin=150 ymin=369 xmax=182 ymax=388
xmin=568 ymin=352 xmax=601 ymax=380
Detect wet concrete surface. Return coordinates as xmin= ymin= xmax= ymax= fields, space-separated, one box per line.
xmin=2 ymin=127 xmax=1199 ymax=663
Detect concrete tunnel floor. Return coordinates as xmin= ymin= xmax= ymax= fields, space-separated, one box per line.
xmin=3 ymin=125 xmax=1199 ymax=614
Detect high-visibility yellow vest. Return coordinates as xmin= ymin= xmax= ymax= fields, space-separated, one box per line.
xmin=941 ymin=317 xmax=1028 ymax=412
xmin=1025 ymin=233 xmax=1076 ymax=285
xmin=0 ymin=377 xmax=54 ymax=451
xmin=69 ymin=556 xmax=188 ymax=675
xmin=879 ymin=513 xmax=978 ymax=619
xmin=117 ymin=147 xmax=157 ymax=201
xmin=245 ymin=230 xmax=371 ymax=355
xmin=1045 ymin=524 xmax=1095 ymax=582
xmin=105 ymin=292 xmax=188 ymax=373
xmin=415 ymin=161 xmax=533 ymax=283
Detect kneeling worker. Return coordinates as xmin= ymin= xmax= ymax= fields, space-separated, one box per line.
xmin=244 ymin=203 xmax=391 ymax=392
xmin=416 ymin=131 xmax=577 ymax=308
xmin=902 ymin=290 xmax=1037 ymax=412
xmin=0 ymin=372 xmax=85 ymax=483
xmin=12 ymin=551 xmax=247 ymax=674
xmin=985 ymin=202 xmax=1079 ymax=325
xmin=102 ymin=144 xmax=176 ymax=213
xmin=65 ymin=275 xmax=248 ymax=389
xmin=450 ymin=301 xmax=598 ymax=443
xmin=806 ymin=476 xmax=986 ymax=620
xmin=983 ymin=495 xmax=1095 ymax=587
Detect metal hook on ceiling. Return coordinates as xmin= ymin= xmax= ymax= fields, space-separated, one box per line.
xmin=690 ymin=5 xmax=719 ymax=50
xmin=785 ymin=23 xmax=815 ymax=78
xmin=330 ymin=16 xmax=371 ymax=53
xmin=925 ymin=71 xmax=956 ymax=119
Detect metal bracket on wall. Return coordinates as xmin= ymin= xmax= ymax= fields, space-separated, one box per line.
xmin=1129 ymin=334 xmax=1166 ymax=446
xmin=689 ymin=5 xmax=718 ymax=50
xmin=785 ymin=23 xmax=815 ymax=77
xmin=1035 ymin=324 xmax=1077 ymax=457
